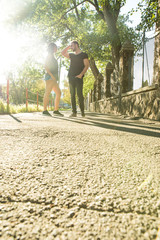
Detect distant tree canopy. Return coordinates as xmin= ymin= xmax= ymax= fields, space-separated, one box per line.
xmin=6 ymin=0 xmax=158 ymax=102
xmin=9 ymin=61 xmax=45 ymax=105
xmin=27 ymin=0 xmax=140 ymax=68
xmin=22 ymin=0 xmax=141 ymax=99
xmin=61 ymin=79 xmax=71 ymax=105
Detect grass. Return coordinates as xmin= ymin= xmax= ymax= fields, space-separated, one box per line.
xmin=0 ymin=98 xmax=45 ymax=114
xmin=0 ymin=99 xmax=6 ymax=114
xmin=0 ymin=99 xmax=69 ymax=114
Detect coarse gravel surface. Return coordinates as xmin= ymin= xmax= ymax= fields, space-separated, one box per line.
xmin=0 ymin=111 xmax=160 ymax=240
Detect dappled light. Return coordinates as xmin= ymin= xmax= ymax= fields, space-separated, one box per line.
xmin=0 ymin=0 xmax=160 ymax=239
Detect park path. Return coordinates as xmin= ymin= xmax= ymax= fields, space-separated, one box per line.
xmin=0 ymin=111 xmax=160 ymax=240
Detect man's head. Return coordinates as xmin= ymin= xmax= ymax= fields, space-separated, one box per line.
xmin=70 ymin=40 xmax=79 ymax=52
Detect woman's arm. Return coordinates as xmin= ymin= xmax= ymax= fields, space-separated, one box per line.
xmin=45 ymin=65 xmax=56 ymax=81
xmin=45 ymin=56 xmax=56 ymax=81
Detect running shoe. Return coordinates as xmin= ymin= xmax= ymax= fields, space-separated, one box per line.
xmin=53 ymin=110 xmax=64 ymax=116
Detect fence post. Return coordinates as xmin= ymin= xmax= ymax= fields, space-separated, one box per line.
xmin=7 ymin=78 xmax=9 ymax=113
xmin=51 ymin=97 xmax=53 ymax=110
xmin=26 ymin=88 xmax=28 ymax=112
xmin=48 ymin=96 xmax=50 ymax=109
xmin=37 ymin=92 xmax=39 ymax=111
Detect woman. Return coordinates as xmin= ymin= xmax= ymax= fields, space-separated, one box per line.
xmin=43 ymin=43 xmax=63 ymax=116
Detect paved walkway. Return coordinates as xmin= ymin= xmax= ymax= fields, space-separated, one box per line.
xmin=0 ymin=111 xmax=160 ymax=240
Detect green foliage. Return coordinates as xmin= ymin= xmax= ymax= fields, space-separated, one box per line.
xmin=18 ymin=0 xmax=142 ymax=97
xmin=83 ymin=69 xmax=95 ymax=97
xmin=142 ymin=80 xmax=149 ymax=87
xmin=9 ymin=60 xmax=45 ymax=105
xmin=117 ymin=15 xmax=142 ymax=52
xmin=14 ymin=104 xmax=43 ymax=113
xmin=61 ymin=79 xmax=71 ymax=104
xmin=130 ymin=0 xmax=159 ymax=31
xmin=0 ymin=99 xmax=7 ymax=114
xmin=27 ymin=0 xmax=139 ymax=58
xmin=0 ymin=99 xmax=44 ymax=114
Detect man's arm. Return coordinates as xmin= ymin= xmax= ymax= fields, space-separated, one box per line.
xmin=76 ymin=58 xmax=90 ymax=79
xmin=61 ymin=45 xmax=71 ymax=59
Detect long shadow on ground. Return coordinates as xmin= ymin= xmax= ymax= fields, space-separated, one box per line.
xmin=9 ymin=112 xmax=160 ymax=138
xmin=9 ymin=114 xmax=22 ymax=123
xmin=53 ymin=113 xmax=160 ymax=138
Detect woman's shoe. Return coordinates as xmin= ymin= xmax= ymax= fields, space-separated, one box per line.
xmin=53 ymin=110 xmax=64 ymax=116
xmin=42 ymin=110 xmax=51 ymax=116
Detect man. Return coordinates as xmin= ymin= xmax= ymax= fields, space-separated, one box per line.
xmin=61 ymin=41 xmax=89 ymax=117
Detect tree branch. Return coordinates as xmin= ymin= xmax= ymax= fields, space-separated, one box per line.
xmin=60 ymin=0 xmax=87 ymax=20
xmin=48 ymin=0 xmax=55 ymax=9
xmin=72 ymin=0 xmax=80 ymax=20
xmin=93 ymin=0 xmax=105 ymax=20
xmin=60 ymin=0 xmax=104 ymax=21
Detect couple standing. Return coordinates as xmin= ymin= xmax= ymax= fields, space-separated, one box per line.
xmin=43 ymin=41 xmax=89 ymax=117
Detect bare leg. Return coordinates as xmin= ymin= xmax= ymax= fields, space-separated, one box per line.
xmin=43 ymin=80 xmax=54 ymax=111
xmin=52 ymin=82 xmax=61 ymax=111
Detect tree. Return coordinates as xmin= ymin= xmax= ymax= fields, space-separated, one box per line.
xmin=61 ymin=79 xmax=71 ymax=104
xmin=28 ymin=0 xmax=127 ymax=69
xmin=136 ymin=0 xmax=160 ymax=31
xmin=9 ymin=60 xmax=45 ymax=104
xmin=25 ymin=0 xmax=140 ymax=100
xmin=83 ymin=69 xmax=95 ymax=97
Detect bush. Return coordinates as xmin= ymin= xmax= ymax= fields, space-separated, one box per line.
xmin=0 ymin=99 xmax=7 ymax=114
xmin=0 ymin=100 xmax=45 ymax=114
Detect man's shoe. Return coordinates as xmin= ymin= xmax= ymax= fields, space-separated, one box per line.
xmin=53 ymin=110 xmax=64 ymax=116
xmin=69 ymin=113 xmax=77 ymax=117
xmin=81 ymin=112 xmax=85 ymax=117
xmin=42 ymin=110 xmax=51 ymax=116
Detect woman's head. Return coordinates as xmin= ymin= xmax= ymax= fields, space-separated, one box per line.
xmin=47 ymin=43 xmax=57 ymax=53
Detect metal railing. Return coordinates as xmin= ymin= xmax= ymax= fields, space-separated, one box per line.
xmin=26 ymin=88 xmax=54 ymax=111
xmin=1 ymin=79 xmax=54 ymax=113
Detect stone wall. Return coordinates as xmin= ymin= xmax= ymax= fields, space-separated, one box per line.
xmin=89 ymin=84 xmax=160 ymax=121
xmin=89 ymin=19 xmax=160 ymax=121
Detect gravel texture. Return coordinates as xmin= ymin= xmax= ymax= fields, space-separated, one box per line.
xmin=0 ymin=111 xmax=160 ymax=240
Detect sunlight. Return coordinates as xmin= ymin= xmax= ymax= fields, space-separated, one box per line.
xmin=0 ymin=0 xmax=45 ymax=85
xmin=0 ymin=25 xmax=46 ymax=85
xmin=0 ymin=26 xmax=28 ymax=84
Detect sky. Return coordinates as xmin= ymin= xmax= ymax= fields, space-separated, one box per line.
xmin=0 ymin=0 xmax=155 ymax=90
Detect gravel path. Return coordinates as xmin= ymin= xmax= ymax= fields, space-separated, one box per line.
xmin=0 ymin=112 xmax=160 ymax=240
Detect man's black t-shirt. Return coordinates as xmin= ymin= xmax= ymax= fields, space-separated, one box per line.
xmin=68 ymin=52 xmax=88 ymax=78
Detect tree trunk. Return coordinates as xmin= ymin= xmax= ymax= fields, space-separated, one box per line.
xmin=103 ymin=6 xmax=121 ymax=70
xmin=89 ymin=57 xmax=104 ymax=100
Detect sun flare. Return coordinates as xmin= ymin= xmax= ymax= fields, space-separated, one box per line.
xmin=0 ymin=0 xmax=45 ymax=85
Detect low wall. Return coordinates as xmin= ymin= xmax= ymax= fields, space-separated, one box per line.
xmin=89 ymin=84 xmax=160 ymax=121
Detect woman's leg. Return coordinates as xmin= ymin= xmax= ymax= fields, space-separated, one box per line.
xmin=43 ymin=80 xmax=54 ymax=111
xmin=52 ymin=82 xmax=61 ymax=111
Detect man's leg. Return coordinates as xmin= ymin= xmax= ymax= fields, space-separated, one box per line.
xmin=76 ymin=79 xmax=84 ymax=115
xmin=69 ymin=80 xmax=77 ymax=114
